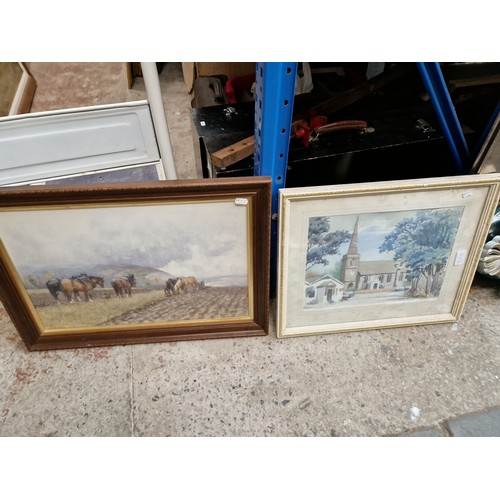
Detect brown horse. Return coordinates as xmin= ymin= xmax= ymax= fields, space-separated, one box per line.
xmin=59 ymin=274 xmax=105 ymax=303
xmin=174 ymin=276 xmax=199 ymax=294
xmin=111 ymin=274 xmax=136 ymax=298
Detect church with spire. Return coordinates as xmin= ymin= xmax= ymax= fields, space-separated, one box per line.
xmin=339 ymin=216 xmax=408 ymax=293
xmin=305 ymin=215 xmax=409 ymax=305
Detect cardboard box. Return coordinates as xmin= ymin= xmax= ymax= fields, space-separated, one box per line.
xmin=182 ymin=62 xmax=256 ymax=92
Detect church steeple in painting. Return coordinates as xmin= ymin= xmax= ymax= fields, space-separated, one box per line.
xmin=341 ymin=216 xmax=361 ymax=290
xmin=347 ymin=216 xmax=359 ymax=254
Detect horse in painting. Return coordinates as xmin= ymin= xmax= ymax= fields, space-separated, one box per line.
xmin=58 ymin=274 xmax=105 ymax=303
xmin=111 ymin=274 xmax=136 ymax=298
xmin=164 ymin=277 xmax=180 ymax=296
xmin=46 ymin=278 xmax=62 ymax=301
xmin=173 ymin=276 xmax=199 ymax=294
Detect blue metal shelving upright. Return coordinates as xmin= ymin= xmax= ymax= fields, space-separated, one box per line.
xmin=254 ymin=63 xmax=298 ymax=215
xmin=254 ymin=62 xmax=297 ymax=289
xmin=416 ymin=62 xmax=470 ymax=174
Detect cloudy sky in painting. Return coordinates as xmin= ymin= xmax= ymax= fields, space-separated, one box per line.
xmin=0 ymin=200 xmax=249 ymax=278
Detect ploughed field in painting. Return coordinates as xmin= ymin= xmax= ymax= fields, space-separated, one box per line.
xmin=27 ymin=270 xmax=249 ymax=329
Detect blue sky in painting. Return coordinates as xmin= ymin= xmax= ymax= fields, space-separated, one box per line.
xmin=309 ymin=210 xmax=421 ymax=272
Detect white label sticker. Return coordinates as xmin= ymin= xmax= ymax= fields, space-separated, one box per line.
xmin=454 ymin=250 xmax=467 ymax=266
xmin=235 ymin=198 xmax=248 ymax=206
xmin=200 ymin=121 xmax=206 ymax=126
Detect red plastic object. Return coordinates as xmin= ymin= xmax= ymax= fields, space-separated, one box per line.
xmin=225 ymin=74 xmax=256 ymax=104
xmin=294 ymin=122 xmax=311 ymax=147
xmin=294 ymin=116 xmax=328 ymax=147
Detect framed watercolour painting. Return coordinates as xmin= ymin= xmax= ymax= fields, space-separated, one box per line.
xmin=277 ymin=174 xmax=500 ymax=338
xmin=0 ymin=177 xmax=271 ymax=350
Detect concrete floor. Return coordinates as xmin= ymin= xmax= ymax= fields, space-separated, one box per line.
xmin=0 ymin=63 xmax=499 ymax=437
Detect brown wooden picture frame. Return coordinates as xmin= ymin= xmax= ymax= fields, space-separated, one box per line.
xmin=0 ymin=62 xmax=37 ymax=116
xmin=0 ymin=177 xmax=271 ymax=350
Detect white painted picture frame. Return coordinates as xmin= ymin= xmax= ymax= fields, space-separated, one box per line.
xmin=277 ymin=174 xmax=500 ymax=338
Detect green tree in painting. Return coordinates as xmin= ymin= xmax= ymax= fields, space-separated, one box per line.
xmin=379 ymin=208 xmax=462 ymax=297
xmin=306 ymin=217 xmax=351 ymax=271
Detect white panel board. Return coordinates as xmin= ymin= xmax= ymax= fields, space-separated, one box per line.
xmin=0 ymin=101 xmax=162 ymax=185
